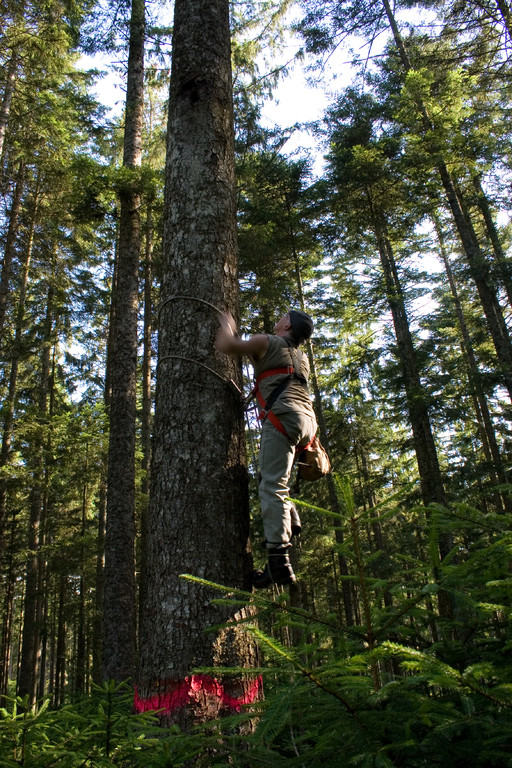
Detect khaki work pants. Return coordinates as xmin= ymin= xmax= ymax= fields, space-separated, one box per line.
xmin=258 ymin=411 xmax=317 ymax=548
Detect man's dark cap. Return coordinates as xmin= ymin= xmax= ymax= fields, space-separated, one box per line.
xmin=289 ymin=309 xmax=314 ymax=344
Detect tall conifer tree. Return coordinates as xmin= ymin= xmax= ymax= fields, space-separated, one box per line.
xmin=137 ymin=0 xmax=258 ymax=729
xmin=102 ymin=0 xmax=145 ymax=682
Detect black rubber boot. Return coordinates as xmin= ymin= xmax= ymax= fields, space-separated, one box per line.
xmin=252 ymin=547 xmax=296 ymax=589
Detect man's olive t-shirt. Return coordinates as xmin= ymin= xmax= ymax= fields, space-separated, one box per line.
xmin=253 ymin=336 xmax=316 ymax=418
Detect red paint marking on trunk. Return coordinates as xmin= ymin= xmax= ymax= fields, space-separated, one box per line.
xmin=134 ymin=674 xmax=263 ymax=714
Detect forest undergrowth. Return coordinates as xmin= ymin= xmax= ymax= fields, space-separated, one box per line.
xmin=1 ymin=476 xmax=511 ymax=768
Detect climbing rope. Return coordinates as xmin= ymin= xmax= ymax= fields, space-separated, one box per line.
xmin=158 ymin=294 xmax=226 ymax=320
xmin=157 ymin=354 xmax=242 ymax=398
xmin=156 ymin=294 xmax=243 ymax=401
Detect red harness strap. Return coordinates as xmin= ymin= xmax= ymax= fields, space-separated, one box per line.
xmin=252 ymin=366 xmax=316 ymax=450
xmin=252 ymin=367 xmax=293 ymax=423
xmin=255 ymin=366 xmax=294 ymax=385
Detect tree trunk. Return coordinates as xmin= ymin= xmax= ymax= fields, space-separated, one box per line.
xmin=0 ymin=182 xmax=37 ymax=566
xmin=434 ymin=218 xmax=511 ymax=513
xmin=0 ymin=509 xmax=17 ymax=703
xmin=380 ymin=0 xmax=512 ymax=401
xmin=137 ymin=0 xmax=258 ymax=729
xmin=53 ymin=576 xmax=67 ymax=707
xmin=102 ymin=0 xmax=145 ymax=682
xmin=0 ymin=51 xmax=17 ymax=166
xmin=92 ymin=479 xmax=106 ymax=685
xmin=37 ymin=573 xmax=49 ymax=701
xmin=0 ymin=159 xmax=24 ymax=347
xmin=471 ymin=174 xmax=512 ymax=309
xmin=75 ymin=474 xmax=88 ymax=693
xmin=437 ymin=165 xmax=512 ymax=401
xmin=369 ymin=202 xmax=455 ymax=622
xmin=138 ymin=200 xmax=153 ymax=636
xmin=291 ymin=240 xmax=355 ymax=626
xmin=372 ymin=210 xmax=446 ymax=510
xmin=495 ymin=0 xmax=512 ymax=40
xmin=353 ymin=438 xmax=393 ymax=609
xmin=18 ymin=285 xmax=53 ymax=704
xmin=93 ymin=221 xmax=114 ymax=684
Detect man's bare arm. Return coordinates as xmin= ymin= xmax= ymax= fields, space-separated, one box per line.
xmin=215 ymin=313 xmax=269 ymax=361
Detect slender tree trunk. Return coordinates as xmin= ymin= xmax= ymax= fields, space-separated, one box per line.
xmin=18 ymin=286 xmax=53 ymax=704
xmin=75 ymin=473 xmax=88 ymax=693
xmin=0 ymin=186 xmax=37 ymax=566
xmin=471 ymin=174 xmax=512 ymax=308
xmin=380 ymin=0 xmax=512 ymax=401
xmin=37 ymin=574 xmax=49 ymax=701
xmin=47 ymin=589 xmax=56 ymax=701
xmin=15 ymin=580 xmax=24 ymax=693
xmin=0 ymin=51 xmax=17 ymax=166
xmin=54 ymin=576 xmax=66 ymax=707
xmin=0 ymin=510 xmax=17 ymax=703
xmin=369 ymin=204 xmax=454 ymax=620
xmin=495 ymin=0 xmax=512 ymax=40
xmin=138 ymin=200 xmax=153 ymax=636
xmin=371 ymin=210 xmax=446 ymax=510
xmin=104 ymin=238 xmax=118 ymax=411
xmin=290 ymin=236 xmax=355 ymax=626
xmin=141 ymin=206 xmax=153 ymax=497
xmin=353 ymin=438 xmax=393 ymax=609
xmin=138 ymin=0 xmax=258 ymax=730
xmin=0 ymin=159 xmax=24 ymax=347
xmin=102 ymin=0 xmax=145 ymax=682
xmin=92 ymin=480 xmax=106 ymax=685
xmin=93 ymin=232 xmax=115 ymax=684
xmin=434 ymin=218 xmax=511 ymax=513
xmin=438 ymin=169 xmax=512 ymax=400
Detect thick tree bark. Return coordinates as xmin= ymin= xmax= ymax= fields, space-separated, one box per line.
xmin=137 ymin=0 xmax=258 ymax=729
xmin=102 ymin=0 xmax=144 ymax=682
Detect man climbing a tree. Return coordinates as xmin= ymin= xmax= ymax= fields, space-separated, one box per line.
xmin=215 ymin=310 xmax=317 ymax=588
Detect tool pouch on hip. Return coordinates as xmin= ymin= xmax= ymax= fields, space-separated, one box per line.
xmin=296 ymin=436 xmax=331 ymax=481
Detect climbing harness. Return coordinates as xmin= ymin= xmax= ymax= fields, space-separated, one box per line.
xmin=252 ymin=366 xmax=295 ymax=438
xmin=156 ymin=294 xmax=243 ymax=400
xmin=249 ymin=346 xmax=315 ymax=452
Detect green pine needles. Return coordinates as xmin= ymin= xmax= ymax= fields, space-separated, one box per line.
xmin=179 ymin=473 xmax=512 ymax=767
xmin=2 ymin=475 xmax=512 ymax=767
